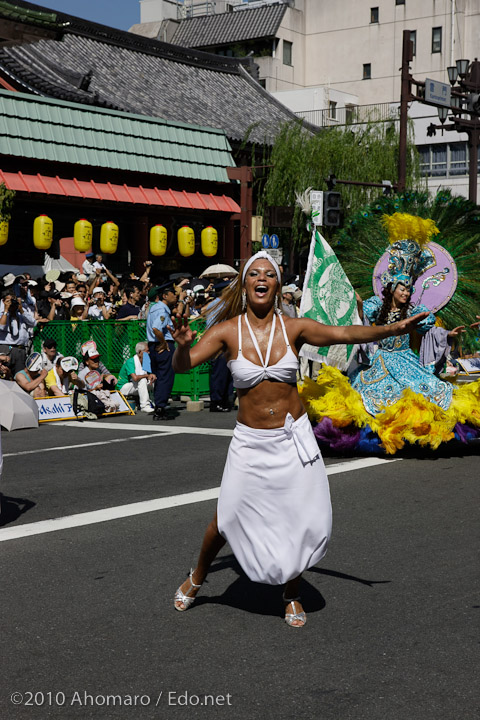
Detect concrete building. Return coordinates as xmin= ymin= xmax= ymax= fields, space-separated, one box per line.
xmin=133 ymin=0 xmax=480 ymax=201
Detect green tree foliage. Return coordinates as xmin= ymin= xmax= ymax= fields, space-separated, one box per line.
xmin=336 ymin=189 xmax=480 ymax=352
xmin=258 ymin=119 xmax=422 ymax=256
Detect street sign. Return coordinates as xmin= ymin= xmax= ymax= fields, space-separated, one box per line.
xmin=425 ymin=78 xmax=451 ymax=107
xmin=309 ymin=190 xmax=323 ymax=226
xmin=270 ymin=233 xmax=280 ymax=249
xmin=261 ymin=233 xmax=270 ymax=248
xmin=269 ymin=248 xmax=283 ymax=263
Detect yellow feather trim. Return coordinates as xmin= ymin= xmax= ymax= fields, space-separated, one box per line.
xmin=381 ymin=212 xmax=439 ymax=248
xmin=299 ymin=368 xmax=480 ymax=455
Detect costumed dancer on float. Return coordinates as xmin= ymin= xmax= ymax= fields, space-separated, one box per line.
xmin=171 ymin=250 xmax=429 ymax=627
xmin=301 ymin=214 xmax=480 ymax=454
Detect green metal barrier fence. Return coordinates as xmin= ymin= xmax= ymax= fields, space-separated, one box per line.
xmin=33 ymin=318 xmax=211 ymax=401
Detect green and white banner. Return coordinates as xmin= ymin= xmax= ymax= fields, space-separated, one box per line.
xmin=299 ymin=225 xmax=361 ymax=370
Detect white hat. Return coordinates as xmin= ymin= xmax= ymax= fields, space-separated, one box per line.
xmin=92 ymin=286 xmax=105 ymax=295
xmin=54 ymin=280 xmax=65 ymax=292
xmin=60 ymin=292 xmax=73 ymax=299
xmin=28 ymin=280 xmax=38 ymax=287
xmin=76 ymin=273 xmax=88 ymax=282
xmin=60 ymin=356 xmax=79 ymax=372
xmin=2 ymin=273 xmax=15 ymax=287
xmin=70 ymin=297 xmax=86 ymax=308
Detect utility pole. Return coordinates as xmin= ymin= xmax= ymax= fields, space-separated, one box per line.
xmin=398 ymin=29 xmax=480 ymax=203
xmin=398 ymin=30 xmax=413 ymax=193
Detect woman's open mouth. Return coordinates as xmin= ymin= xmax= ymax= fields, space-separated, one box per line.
xmin=254 ymin=285 xmax=268 ymax=298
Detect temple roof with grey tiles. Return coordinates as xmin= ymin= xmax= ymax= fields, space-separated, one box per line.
xmin=170 ymin=4 xmax=287 ymax=49
xmin=0 ymin=0 xmax=308 ymax=146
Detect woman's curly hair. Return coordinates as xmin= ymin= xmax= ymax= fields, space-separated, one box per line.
xmin=377 ymin=284 xmax=411 ymax=325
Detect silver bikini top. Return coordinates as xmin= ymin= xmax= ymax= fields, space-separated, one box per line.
xmin=227 ymin=313 xmax=298 ymax=389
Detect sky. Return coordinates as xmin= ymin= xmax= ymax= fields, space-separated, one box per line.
xmin=32 ymin=0 xmax=141 ymax=31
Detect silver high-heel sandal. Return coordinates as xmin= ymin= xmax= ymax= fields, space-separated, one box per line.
xmin=174 ymin=569 xmax=202 ymax=612
xmin=283 ymin=594 xmax=307 ymax=627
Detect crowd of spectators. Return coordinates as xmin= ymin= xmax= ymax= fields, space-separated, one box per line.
xmin=2 ymin=251 xmax=296 ymax=419
xmin=0 ymin=251 xmax=304 ymax=420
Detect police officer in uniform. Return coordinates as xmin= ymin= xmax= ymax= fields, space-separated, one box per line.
xmin=147 ymin=282 xmax=185 ymax=420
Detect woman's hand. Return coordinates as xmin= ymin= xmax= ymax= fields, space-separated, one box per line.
xmin=170 ymin=315 xmax=197 ymax=348
xmin=447 ymin=325 xmax=466 ymax=339
xmin=390 ymin=311 xmax=430 ymax=336
xmin=470 ymin=315 xmax=480 ymax=329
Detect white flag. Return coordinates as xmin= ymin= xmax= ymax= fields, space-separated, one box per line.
xmin=299 ymin=226 xmax=361 ymax=371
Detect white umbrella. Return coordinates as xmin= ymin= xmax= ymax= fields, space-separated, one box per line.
xmin=199 ymin=263 xmax=238 ymax=278
xmin=0 ymin=379 xmax=39 ymax=431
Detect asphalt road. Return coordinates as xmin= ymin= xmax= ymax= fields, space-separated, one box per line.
xmin=0 ymin=407 xmax=478 ymax=720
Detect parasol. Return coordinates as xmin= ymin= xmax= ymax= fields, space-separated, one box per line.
xmin=199 ymin=263 xmax=238 ymax=279
xmin=0 ymin=379 xmax=39 ymax=431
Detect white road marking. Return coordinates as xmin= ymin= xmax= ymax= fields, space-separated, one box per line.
xmin=0 ymin=456 xmax=399 ymax=543
xmin=2 ymin=433 xmax=174 ymax=458
xmin=326 ymin=456 xmax=399 ymax=475
xmin=54 ymin=421 xmax=235 ymax=436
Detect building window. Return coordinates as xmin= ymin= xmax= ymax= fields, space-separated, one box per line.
xmin=363 ymin=63 xmax=371 ymax=80
xmin=410 ymin=30 xmax=416 ymax=57
xmin=345 ymin=104 xmax=357 ymax=124
xmin=283 ymin=40 xmax=292 ymax=66
xmin=418 ymin=146 xmax=430 ymax=176
xmin=418 ymin=143 xmax=467 ymax=177
xmin=432 ymin=27 xmax=442 ymax=53
xmin=258 ymin=78 xmax=266 ymax=89
xmin=329 ymin=101 xmax=337 ymax=120
xmin=370 ymin=7 xmax=379 ymax=23
xmin=396 ymin=0 xmax=405 ymax=5
xmin=450 ymin=143 xmax=467 ymax=175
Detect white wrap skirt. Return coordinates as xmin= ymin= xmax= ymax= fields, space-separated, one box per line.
xmin=217 ymin=412 xmax=332 ymax=585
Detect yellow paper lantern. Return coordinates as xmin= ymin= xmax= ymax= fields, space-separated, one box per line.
xmin=177 ymin=225 xmax=195 ymax=258
xmin=100 ymin=221 xmax=118 ymax=254
xmin=0 ymin=219 xmax=8 ymax=246
xmin=201 ymin=226 xmax=218 ymax=257
xmin=33 ymin=215 xmax=53 ymax=250
xmin=150 ymin=224 xmax=167 ymax=257
xmin=74 ymin=218 xmax=93 ymax=253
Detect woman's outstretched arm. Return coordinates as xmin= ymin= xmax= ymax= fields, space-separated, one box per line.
xmin=295 ymin=312 xmax=430 ymax=348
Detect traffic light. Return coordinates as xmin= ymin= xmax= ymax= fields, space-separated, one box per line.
xmin=322 ymin=191 xmax=342 ymax=227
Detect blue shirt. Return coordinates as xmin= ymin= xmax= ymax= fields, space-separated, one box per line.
xmin=0 ymin=301 xmax=36 ymax=346
xmin=146 ymin=300 xmax=173 ymax=342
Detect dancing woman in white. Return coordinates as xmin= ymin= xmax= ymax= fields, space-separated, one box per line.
xmin=172 ymin=251 xmax=427 ymax=627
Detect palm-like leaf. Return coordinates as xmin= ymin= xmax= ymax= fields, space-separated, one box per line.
xmin=333 ymin=190 xmax=480 ymax=352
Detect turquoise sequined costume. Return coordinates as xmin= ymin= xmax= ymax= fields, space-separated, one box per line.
xmin=350 ymin=296 xmax=453 ymax=416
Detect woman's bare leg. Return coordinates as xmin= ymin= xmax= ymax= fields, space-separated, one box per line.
xmin=175 ymin=511 xmax=226 ymax=610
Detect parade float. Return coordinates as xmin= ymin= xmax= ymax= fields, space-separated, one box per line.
xmin=298 ymin=190 xmax=480 ymax=454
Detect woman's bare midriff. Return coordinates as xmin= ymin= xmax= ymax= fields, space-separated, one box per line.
xmin=236 ymin=380 xmax=306 ymax=429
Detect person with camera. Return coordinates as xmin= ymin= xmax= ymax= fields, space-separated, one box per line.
xmin=0 ymin=352 xmax=12 ymax=380
xmin=36 ymin=289 xmax=70 ymax=324
xmin=87 ymin=287 xmax=113 ymax=320
xmin=0 ymin=290 xmax=36 ymax=374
